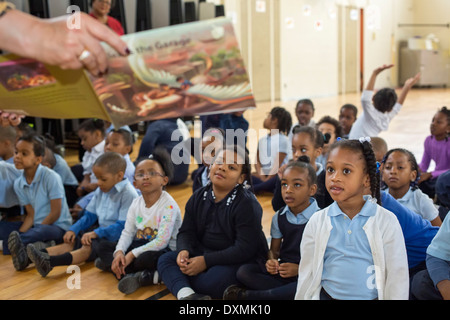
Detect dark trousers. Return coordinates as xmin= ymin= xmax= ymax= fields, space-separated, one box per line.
xmin=0 ymin=221 xmax=65 ymax=255
xmin=252 ymin=175 xmax=277 ymax=193
xmin=411 ymin=269 xmax=443 ymax=300
xmin=236 ymin=263 xmax=297 ymax=300
xmin=95 ymin=239 xmax=168 ymax=277
xmin=157 ymin=250 xmax=241 ymax=299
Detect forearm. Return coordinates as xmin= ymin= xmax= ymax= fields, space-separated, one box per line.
xmin=0 ymin=10 xmax=44 ymax=59
xmin=365 ymin=72 xmax=378 ymax=91
xmin=19 ymin=209 xmax=34 ymax=233
xmin=41 ymin=199 xmax=62 ymax=225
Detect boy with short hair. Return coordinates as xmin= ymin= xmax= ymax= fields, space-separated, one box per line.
xmin=26 ymin=152 xmax=139 ymax=277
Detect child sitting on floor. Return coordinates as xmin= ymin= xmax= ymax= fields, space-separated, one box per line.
xmin=26 ymin=152 xmax=138 ymax=277
xmin=95 ymin=147 xmax=182 ymax=295
xmin=382 ymin=148 xmax=442 ymax=226
xmin=224 ymin=156 xmax=320 ymax=300
xmin=2 ymin=134 xmax=72 ymax=271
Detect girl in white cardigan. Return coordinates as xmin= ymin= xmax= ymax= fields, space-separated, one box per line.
xmin=295 ymin=138 xmax=409 ymax=300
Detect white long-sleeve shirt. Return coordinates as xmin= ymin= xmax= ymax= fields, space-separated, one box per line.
xmin=114 ymin=191 xmax=182 ymax=258
xmin=349 ymin=90 xmax=402 ymax=139
xmin=295 ymin=199 xmax=409 ymax=300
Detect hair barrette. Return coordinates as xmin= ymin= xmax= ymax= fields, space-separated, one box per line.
xmin=358 ymin=136 xmax=371 ymax=144
xmin=376 ymin=161 xmax=381 ymax=173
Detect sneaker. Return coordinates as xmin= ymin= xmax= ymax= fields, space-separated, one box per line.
xmin=8 ymin=231 xmax=29 ymax=271
xmin=118 ymin=272 xmax=143 ymax=295
xmin=179 ymin=293 xmax=212 ymax=300
xmin=223 ymin=284 xmax=247 ymax=300
xmin=26 ymin=244 xmax=52 ymax=277
xmin=94 ymin=257 xmax=111 ymax=272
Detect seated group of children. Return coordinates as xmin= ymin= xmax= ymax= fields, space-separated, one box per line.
xmin=0 ymin=64 xmax=449 ymax=300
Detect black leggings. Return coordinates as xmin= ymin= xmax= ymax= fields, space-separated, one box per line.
xmin=94 ymin=239 xmax=169 ymax=277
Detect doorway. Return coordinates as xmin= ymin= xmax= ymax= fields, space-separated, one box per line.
xmin=338 ymin=6 xmax=364 ymax=94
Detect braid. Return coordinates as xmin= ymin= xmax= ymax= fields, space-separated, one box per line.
xmin=329 ymin=139 xmax=382 ymax=204
xmin=360 ymin=141 xmax=381 ymax=205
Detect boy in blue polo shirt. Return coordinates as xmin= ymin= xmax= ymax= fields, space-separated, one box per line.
xmin=27 ymin=152 xmax=138 ymax=277
xmin=0 ymin=161 xmax=21 ymax=214
xmin=0 ymin=134 xmax=72 ymax=271
xmin=411 ymin=213 xmax=450 ymax=300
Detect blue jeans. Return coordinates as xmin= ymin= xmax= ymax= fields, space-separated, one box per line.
xmin=0 ymin=221 xmax=65 ymax=255
xmin=157 ymin=251 xmax=241 ymax=299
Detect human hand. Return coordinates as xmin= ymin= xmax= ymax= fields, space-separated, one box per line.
xmin=4 ymin=10 xmax=130 ymax=76
xmin=177 ymin=250 xmax=190 ymax=268
xmin=403 ymin=72 xmax=421 ymax=89
xmin=81 ymin=231 xmax=97 ymax=245
xmin=418 ymin=172 xmax=432 ymax=184
xmin=373 ymin=64 xmax=394 ymax=75
xmin=180 ymin=256 xmax=207 ymax=276
xmin=0 ymin=111 xmax=24 ymax=127
xmin=265 ymin=259 xmax=279 ymax=275
xmin=278 ymin=262 xmax=299 ymax=278
xmin=63 ymin=230 xmax=76 ymax=244
xmin=111 ymin=251 xmax=127 ymax=278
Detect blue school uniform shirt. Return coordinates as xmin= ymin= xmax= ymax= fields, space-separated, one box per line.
xmin=69 ymin=178 xmax=138 ymax=241
xmin=53 ymin=154 xmax=78 ymax=186
xmin=271 ymin=197 xmax=319 ymax=238
xmin=427 ymin=213 xmax=450 ymax=261
xmin=426 ymin=214 xmax=450 ymax=287
xmin=380 ymin=191 xmax=439 ymax=268
xmin=13 ymin=164 xmax=72 ymax=231
xmin=0 ymin=161 xmax=21 ymax=208
xmin=321 ymin=198 xmax=378 ymax=300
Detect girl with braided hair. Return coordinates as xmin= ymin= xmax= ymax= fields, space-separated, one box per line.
xmin=295 ymin=138 xmax=409 ymax=300
xmin=252 ymin=106 xmax=292 ymax=193
xmin=382 ymin=148 xmax=442 ymax=227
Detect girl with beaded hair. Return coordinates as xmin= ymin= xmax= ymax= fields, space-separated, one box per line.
xmin=295 ymin=137 xmax=409 ymax=300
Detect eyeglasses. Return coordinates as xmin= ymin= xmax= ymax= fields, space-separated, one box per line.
xmin=135 ymin=171 xmax=165 ymax=179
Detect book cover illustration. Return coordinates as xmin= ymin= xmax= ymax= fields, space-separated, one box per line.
xmin=91 ymin=17 xmax=256 ymax=127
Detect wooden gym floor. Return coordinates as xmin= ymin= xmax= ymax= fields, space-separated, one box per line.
xmin=0 ymin=88 xmax=448 ymax=300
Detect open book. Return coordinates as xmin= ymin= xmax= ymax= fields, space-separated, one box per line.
xmin=0 ymin=17 xmax=256 ymax=128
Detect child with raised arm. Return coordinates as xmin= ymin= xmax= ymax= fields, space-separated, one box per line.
xmin=1 ymin=134 xmax=72 ymax=271
xmin=26 ymin=152 xmax=138 ymax=277
xmin=349 ymin=64 xmax=420 ymax=139
xmin=157 ymin=145 xmax=268 ymax=300
xmin=95 ymin=148 xmax=182 ymax=295
xmin=382 ymin=148 xmax=442 ymax=226
xmin=223 ymin=156 xmax=319 ymax=300
xmin=295 ymin=138 xmax=409 ymax=300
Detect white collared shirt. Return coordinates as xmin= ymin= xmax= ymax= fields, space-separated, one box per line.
xmin=82 ymin=140 xmax=105 ymax=183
